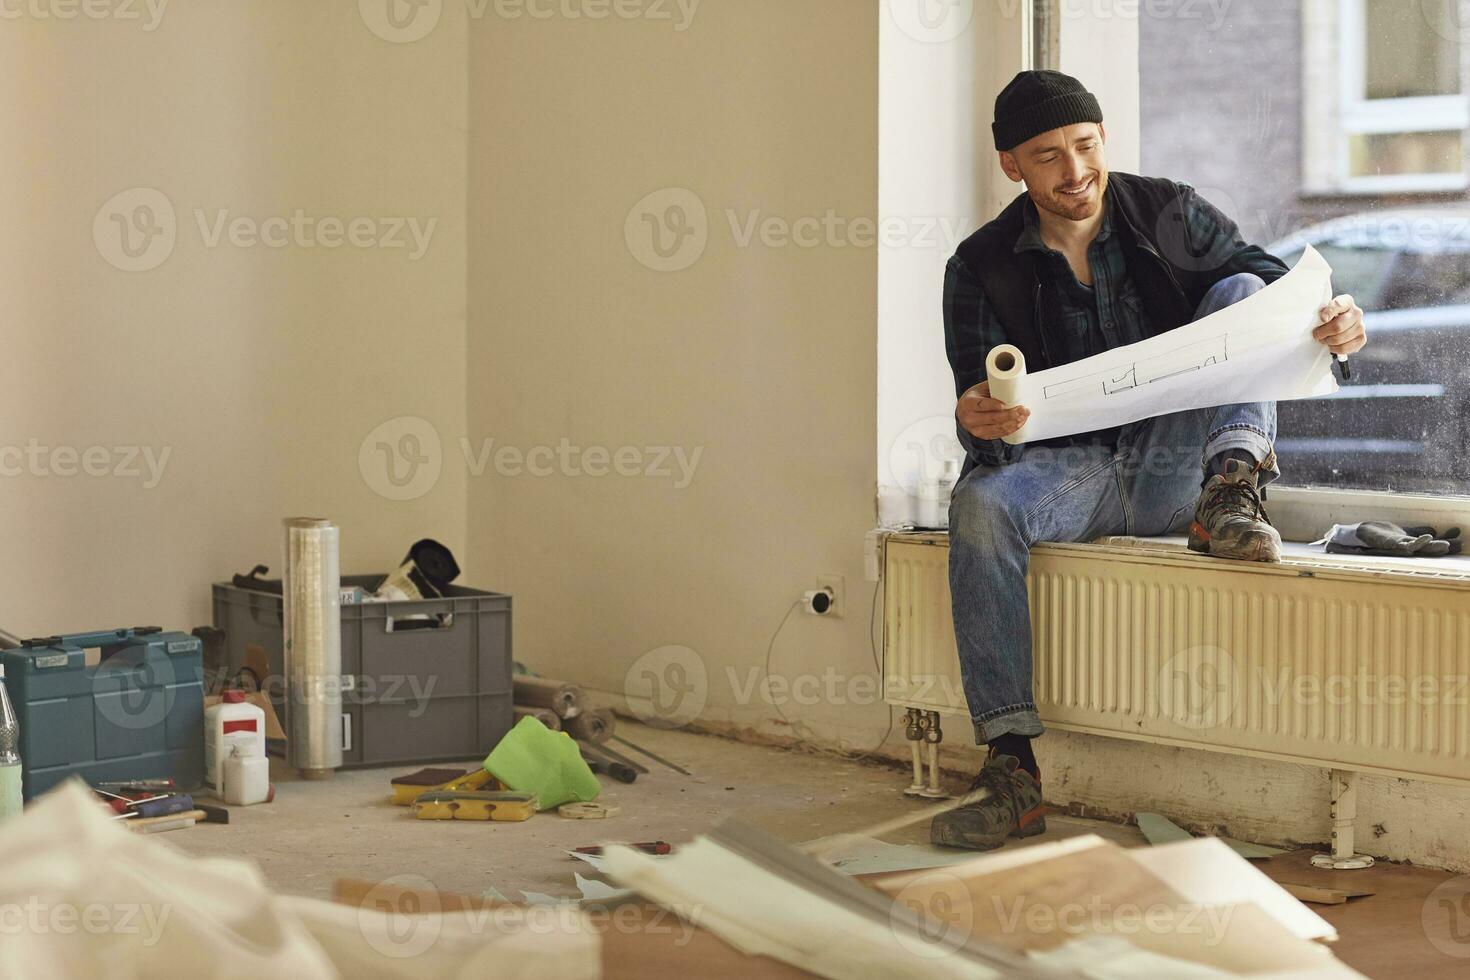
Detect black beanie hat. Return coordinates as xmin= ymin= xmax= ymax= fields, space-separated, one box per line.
xmin=992 ymin=70 xmax=1103 ymax=152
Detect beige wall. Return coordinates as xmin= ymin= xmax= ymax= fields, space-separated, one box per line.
xmin=466 ymin=1 xmax=888 ymax=748
xmin=0 ymin=3 xmax=468 ymax=635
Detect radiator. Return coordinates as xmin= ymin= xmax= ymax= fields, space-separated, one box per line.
xmin=882 ymin=533 xmax=1470 ymax=785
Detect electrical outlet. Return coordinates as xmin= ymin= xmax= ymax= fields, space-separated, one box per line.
xmin=816 ymin=574 xmax=844 ymax=618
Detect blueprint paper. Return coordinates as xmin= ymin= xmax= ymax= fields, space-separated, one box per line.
xmin=1004 ymin=244 xmax=1337 ymax=445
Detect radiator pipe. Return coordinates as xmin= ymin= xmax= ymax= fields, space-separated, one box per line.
xmin=920 ymin=710 xmax=947 ymax=799
xmin=903 ymin=709 xmax=925 ymax=795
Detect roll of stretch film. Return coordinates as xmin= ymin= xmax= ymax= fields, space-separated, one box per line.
xmin=283 ymin=518 xmax=343 ymax=779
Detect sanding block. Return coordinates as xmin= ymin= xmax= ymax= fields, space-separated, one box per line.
xmin=390 ymin=767 xmax=495 ymax=806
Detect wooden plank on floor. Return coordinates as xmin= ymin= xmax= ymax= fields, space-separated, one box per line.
xmin=1257 ymin=850 xmax=1468 ymax=979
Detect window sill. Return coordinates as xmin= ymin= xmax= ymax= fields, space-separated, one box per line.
xmin=1262 ymin=484 xmax=1470 ymax=545
xmin=1299 ymin=177 xmax=1470 ymax=200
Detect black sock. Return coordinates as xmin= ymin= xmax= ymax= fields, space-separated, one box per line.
xmin=987 ymin=732 xmax=1039 ymax=779
xmin=1203 ymin=448 xmax=1257 ymax=488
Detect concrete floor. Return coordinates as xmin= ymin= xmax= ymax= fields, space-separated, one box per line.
xmin=165 ymin=719 xmax=1141 ymax=901
xmin=161 ymin=721 xmax=1465 ymax=977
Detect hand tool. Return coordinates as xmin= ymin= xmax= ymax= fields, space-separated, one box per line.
xmin=128 ymin=810 xmax=203 ymax=834
xmin=412 ymin=790 xmax=535 ymax=822
xmin=580 ymin=739 xmax=647 ymax=774
xmin=578 ymin=744 xmax=637 ymax=784
xmin=197 ymin=804 xmax=230 ymax=824
xmin=573 ymin=842 xmax=671 ymax=856
xmin=130 ymin=794 xmax=194 ymax=819
xmin=610 ymin=734 xmax=690 ymax=776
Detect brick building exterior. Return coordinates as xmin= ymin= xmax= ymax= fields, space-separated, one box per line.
xmin=1140 ymin=0 xmax=1470 ymax=250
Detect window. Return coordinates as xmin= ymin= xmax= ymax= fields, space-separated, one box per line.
xmin=1143 ymin=3 xmax=1470 ymax=494
xmin=1339 ymin=0 xmax=1468 ymax=192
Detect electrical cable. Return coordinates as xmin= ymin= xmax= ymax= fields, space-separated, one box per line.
xmin=761 ymin=581 xmax=894 ymax=761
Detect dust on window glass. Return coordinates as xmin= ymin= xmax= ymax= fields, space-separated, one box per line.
xmin=1365 ymin=0 xmax=1460 ymax=100
xmin=1349 ymin=131 xmax=1463 ymax=178
xmin=1142 ymin=2 xmax=1470 ymax=494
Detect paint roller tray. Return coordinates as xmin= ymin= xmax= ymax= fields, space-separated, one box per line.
xmin=211 ymin=576 xmax=513 ymax=768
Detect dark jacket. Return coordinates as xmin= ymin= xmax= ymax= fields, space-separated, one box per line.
xmin=944 ymin=171 xmax=1290 ymax=471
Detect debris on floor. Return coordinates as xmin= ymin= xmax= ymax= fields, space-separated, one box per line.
xmin=484 ymin=715 xmax=601 ymax=811
xmin=1277 ymin=882 xmax=1376 ymax=906
xmin=602 ymin=820 xmax=1365 ymax=978
xmin=3 ymin=782 xmax=600 ymax=978
xmin=796 ymin=833 xmax=975 ymax=875
xmin=1135 ymin=811 xmax=1288 ymax=860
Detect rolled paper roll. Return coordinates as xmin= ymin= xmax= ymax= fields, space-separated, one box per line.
xmin=983 ymin=344 xmax=1029 ymax=445
xmin=565 ymin=706 xmax=615 ymax=744
xmin=512 ymin=675 xmax=584 ymax=719
xmin=513 ymin=706 xmax=562 ymax=731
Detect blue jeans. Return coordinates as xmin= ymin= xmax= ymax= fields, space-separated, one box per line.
xmin=948 ymin=273 xmax=1277 ymax=743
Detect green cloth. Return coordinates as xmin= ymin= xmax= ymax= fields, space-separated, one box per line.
xmin=483 ymin=716 xmax=600 ymax=811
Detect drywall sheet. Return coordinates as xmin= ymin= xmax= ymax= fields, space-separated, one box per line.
xmin=997 ymin=244 xmax=1336 ymax=445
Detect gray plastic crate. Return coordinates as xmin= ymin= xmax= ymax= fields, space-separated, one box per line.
xmin=211 ymin=576 xmax=512 ymax=768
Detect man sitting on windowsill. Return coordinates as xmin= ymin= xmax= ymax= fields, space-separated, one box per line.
xmin=932 ymin=70 xmax=1368 ymax=851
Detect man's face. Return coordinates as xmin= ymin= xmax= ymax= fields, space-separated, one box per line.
xmin=1001 ymin=122 xmax=1108 ymax=222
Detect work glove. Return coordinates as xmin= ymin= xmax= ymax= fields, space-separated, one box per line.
xmin=1317 ymin=521 xmax=1461 ymax=558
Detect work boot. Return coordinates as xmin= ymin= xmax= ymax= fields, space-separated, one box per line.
xmin=1188 ymin=457 xmax=1282 ymax=562
xmin=930 ymin=753 xmax=1046 ymax=851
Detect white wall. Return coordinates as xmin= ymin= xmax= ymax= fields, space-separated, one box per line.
xmin=0 ymin=3 xmax=469 ymax=634
xmin=876 ymin=2 xmax=1033 ymax=526
xmin=465 ymin=0 xmax=889 ymax=750
xmin=1059 ymin=6 xmax=1141 ymax=172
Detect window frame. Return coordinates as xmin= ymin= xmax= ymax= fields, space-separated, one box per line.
xmin=1337 ymin=0 xmax=1470 ymax=195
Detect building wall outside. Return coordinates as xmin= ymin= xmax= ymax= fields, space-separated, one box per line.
xmin=1141 ymin=0 xmax=1470 ymax=249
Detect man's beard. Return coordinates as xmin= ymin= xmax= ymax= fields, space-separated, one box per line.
xmin=1038 ymin=170 xmax=1105 ymax=221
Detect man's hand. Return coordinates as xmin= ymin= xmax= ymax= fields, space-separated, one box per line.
xmin=957 ymin=380 xmax=1029 ymax=441
xmin=1313 ymin=294 xmax=1367 ymax=355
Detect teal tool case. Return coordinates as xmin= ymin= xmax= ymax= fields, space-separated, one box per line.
xmin=0 ymin=627 xmax=204 ymax=800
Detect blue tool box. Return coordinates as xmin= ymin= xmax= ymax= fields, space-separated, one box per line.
xmin=0 ymin=627 xmax=204 ymax=800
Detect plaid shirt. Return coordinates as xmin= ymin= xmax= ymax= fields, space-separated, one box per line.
xmin=1013 ymin=192 xmax=1146 ymax=447
xmin=944 ymin=182 xmax=1273 ymax=466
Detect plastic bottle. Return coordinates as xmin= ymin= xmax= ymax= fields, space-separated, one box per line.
xmin=204 ymin=690 xmax=266 ymax=795
xmin=0 ymin=664 xmax=22 ymax=821
xmin=222 ymin=744 xmax=269 ymax=806
xmin=936 ymin=457 xmax=961 ymax=529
